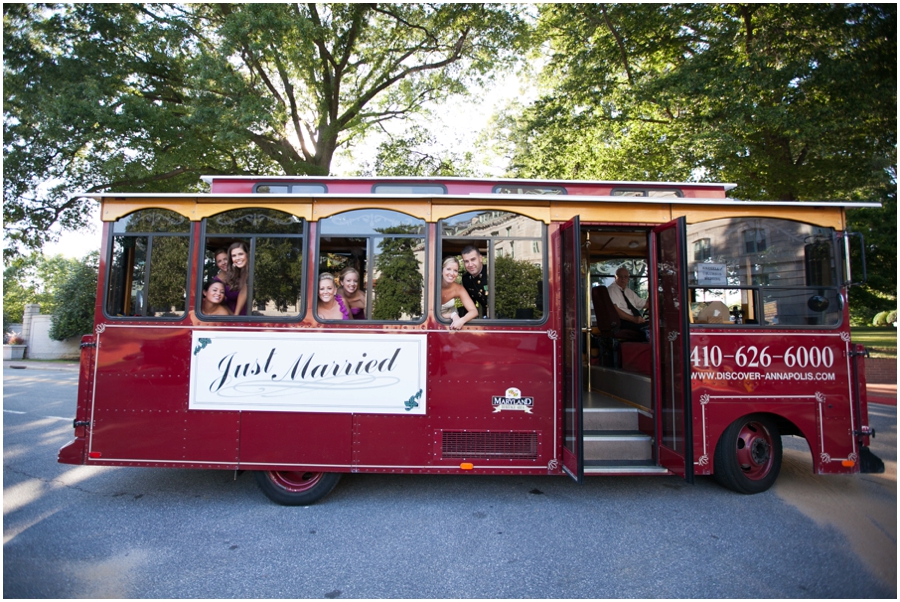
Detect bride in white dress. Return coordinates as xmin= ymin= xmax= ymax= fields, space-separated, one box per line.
xmin=440 ymin=257 xmax=478 ymax=330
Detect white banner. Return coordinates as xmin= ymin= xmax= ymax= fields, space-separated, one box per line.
xmin=189 ymin=331 xmax=427 ymax=414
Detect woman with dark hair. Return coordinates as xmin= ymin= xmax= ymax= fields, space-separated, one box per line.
xmin=213 ymin=248 xmax=229 ymax=281
xmin=201 ymin=280 xmax=232 ymax=316
xmin=217 ymin=241 xmax=249 ymax=315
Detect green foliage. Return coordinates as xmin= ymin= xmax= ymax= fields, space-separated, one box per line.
xmin=146 ymin=237 xmax=190 ymax=314
xmin=851 ymin=326 xmax=897 ymax=358
xmin=847 ymin=183 xmax=897 ymax=324
xmin=204 ymin=208 xmax=304 ymax=312
xmin=506 ymin=4 xmax=896 ymax=202
xmin=372 ymin=228 xmax=423 ymax=320
xmin=4 ymin=3 xmax=527 ymax=255
xmin=365 ymin=125 xmax=481 ymax=177
xmin=872 ymin=312 xmax=889 ymax=327
xmin=496 ymin=3 xmax=896 ymax=324
xmin=49 ymin=252 xmax=99 ymax=341
xmin=872 ymin=311 xmax=891 ymax=327
xmin=494 ymin=255 xmax=543 ymax=319
xmin=3 ymin=254 xmax=80 ymax=331
xmin=253 ymin=239 xmax=303 ymax=313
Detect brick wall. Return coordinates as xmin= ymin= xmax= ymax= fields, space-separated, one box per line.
xmin=865 ymin=358 xmax=897 ymax=385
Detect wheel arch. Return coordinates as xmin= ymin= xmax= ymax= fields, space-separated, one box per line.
xmin=708 ymin=410 xmax=813 ymax=475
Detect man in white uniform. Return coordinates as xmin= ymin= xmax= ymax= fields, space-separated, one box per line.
xmin=607 ymin=267 xmax=649 ymax=337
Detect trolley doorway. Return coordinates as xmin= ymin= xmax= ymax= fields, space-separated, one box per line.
xmin=572 ymin=222 xmax=689 ymax=480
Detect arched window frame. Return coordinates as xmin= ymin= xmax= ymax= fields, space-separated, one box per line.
xmin=438 ymin=210 xmax=548 ymax=324
xmin=315 ymin=208 xmax=428 ymax=324
xmin=102 ymin=208 xmax=193 ymax=321
xmin=198 ymin=208 xmax=308 ymax=322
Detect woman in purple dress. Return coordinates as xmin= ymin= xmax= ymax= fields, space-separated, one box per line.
xmin=217 ymin=241 xmax=249 ymax=316
xmin=336 ymin=266 xmax=366 ymax=319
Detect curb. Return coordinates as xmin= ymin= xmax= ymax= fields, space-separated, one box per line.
xmin=3 ymin=360 xmax=79 ymax=373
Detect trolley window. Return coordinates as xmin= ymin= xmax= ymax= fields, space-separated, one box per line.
xmin=105 ymin=209 xmax=191 ymax=319
xmin=492 ymin=184 xmax=567 ymax=195
xmin=371 ymin=184 xmax=446 ymax=195
xmin=200 ymin=209 xmax=305 ymax=319
xmin=254 ymin=183 xmax=328 ymax=194
xmin=439 ymin=210 xmax=546 ymax=321
xmin=686 ymin=218 xmax=841 ymax=327
xmin=611 ymin=188 xmax=683 ymax=198
xmin=317 ymin=209 xmax=426 ymax=322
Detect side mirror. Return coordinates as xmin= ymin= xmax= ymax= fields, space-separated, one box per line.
xmin=843 ymin=231 xmax=867 ymax=287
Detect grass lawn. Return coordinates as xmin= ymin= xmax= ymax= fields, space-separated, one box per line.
xmin=851 ymin=327 xmax=897 ymax=358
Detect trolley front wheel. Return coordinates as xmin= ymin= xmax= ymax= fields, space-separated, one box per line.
xmin=714 ymin=414 xmax=782 ymax=495
xmin=254 ymin=470 xmax=341 ymax=505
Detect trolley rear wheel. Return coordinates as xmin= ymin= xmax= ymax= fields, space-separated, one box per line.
xmin=714 ymin=414 xmax=782 ymax=494
xmin=254 ymin=470 xmax=341 ymax=505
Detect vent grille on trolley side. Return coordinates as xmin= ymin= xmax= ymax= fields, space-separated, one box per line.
xmin=438 ymin=430 xmax=539 ymax=460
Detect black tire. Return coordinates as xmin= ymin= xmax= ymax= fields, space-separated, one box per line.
xmin=714 ymin=414 xmax=782 ymax=494
xmin=253 ymin=470 xmax=341 ymax=506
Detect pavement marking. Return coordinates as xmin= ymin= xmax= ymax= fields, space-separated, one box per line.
xmin=3 ymin=409 xmax=71 ymax=421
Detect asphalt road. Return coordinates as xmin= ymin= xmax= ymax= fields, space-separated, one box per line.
xmin=4 ymin=366 xmax=896 ymax=598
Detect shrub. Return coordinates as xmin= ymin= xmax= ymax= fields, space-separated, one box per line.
xmin=49 ymin=253 xmax=99 ymax=341
xmin=872 ymin=311 xmax=890 ymax=327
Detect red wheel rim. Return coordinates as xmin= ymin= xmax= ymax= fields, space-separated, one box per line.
xmin=734 ymin=421 xmax=774 ymax=481
xmin=267 ymin=471 xmax=325 ymax=493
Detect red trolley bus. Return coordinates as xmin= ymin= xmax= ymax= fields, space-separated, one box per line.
xmin=59 ymin=176 xmax=884 ymax=504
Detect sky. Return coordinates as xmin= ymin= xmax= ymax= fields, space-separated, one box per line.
xmin=43 ymin=70 xmax=536 ymax=261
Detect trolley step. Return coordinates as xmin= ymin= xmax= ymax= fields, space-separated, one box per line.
xmin=584 ymin=460 xmax=671 ymax=476
xmin=583 ymin=406 xmax=639 ymax=431
xmin=583 ymin=430 xmax=652 ymax=461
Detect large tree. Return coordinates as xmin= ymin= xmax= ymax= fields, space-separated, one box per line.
xmin=503 ymin=3 xmax=895 ymax=202
xmin=499 ymin=3 xmax=896 ymax=316
xmin=3 ymin=3 xmax=527 ymax=253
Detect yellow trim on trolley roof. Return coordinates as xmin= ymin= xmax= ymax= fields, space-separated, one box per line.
xmin=90 ymin=193 xmax=853 ymax=230
xmin=676 ymin=204 xmax=846 ymax=231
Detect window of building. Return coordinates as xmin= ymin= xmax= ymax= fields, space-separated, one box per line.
xmin=743 ymin=228 xmax=767 ymax=254
xmin=440 ymin=210 xmax=546 ymax=321
xmin=317 ymin=209 xmax=426 ymax=322
xmin=201 ymin=209 xmax=305 ymax=319
xmin=105 ymin=209 xmax=191 ymax=318
xmin=693 ymin=238 xmax=711 ymax=262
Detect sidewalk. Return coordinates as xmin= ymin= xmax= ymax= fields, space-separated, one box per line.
xmin=867 ymin=383 xmax=897 ymax=406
